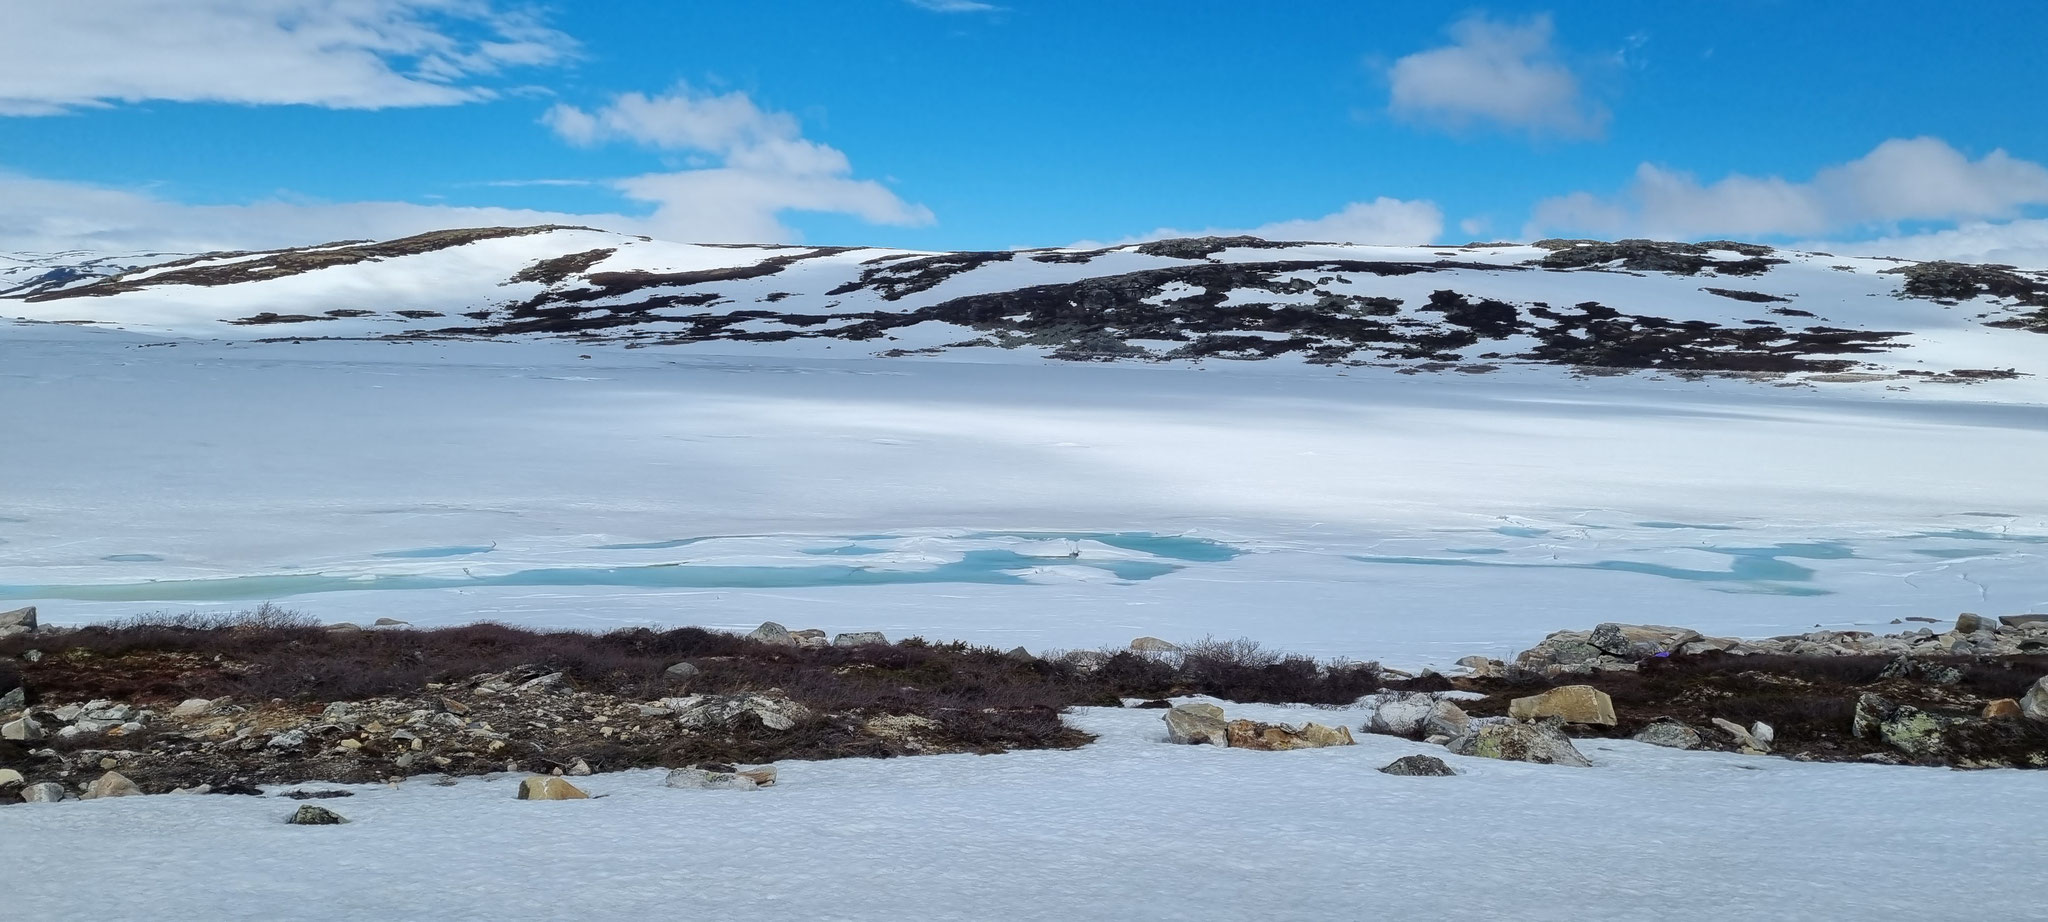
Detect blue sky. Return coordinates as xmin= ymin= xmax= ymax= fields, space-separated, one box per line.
xmin=4 ymin=1 xmax=2048 ymax=263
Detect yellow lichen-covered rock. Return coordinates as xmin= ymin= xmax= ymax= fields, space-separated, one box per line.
xmin=1508 ymin=685 xmax=1616 ymax=726
xmin=516 ymin=776 xmax=589 ymax=800
xmin=1224 ymin=718 xmax=1354 ymax=751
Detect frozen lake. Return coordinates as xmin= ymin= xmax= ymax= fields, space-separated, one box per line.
xmin=3 ymin=323 xmax=2045 ymax=663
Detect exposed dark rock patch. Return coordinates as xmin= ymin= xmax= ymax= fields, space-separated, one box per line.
xmin=1530 ymin=239 xmax=1784 ymax=276
xmin=1130 ymin=236 xmax=1304 ymax=260
xmin=828 ymin=250 xmax=1016 ymax=301
xmin=1703 ymin=287 xmax=1791 ymax=303
xmin=1887 ymin=261 xmax=2048 ymax=332
xmin=511 ymin=248 xmax=616 ymax=285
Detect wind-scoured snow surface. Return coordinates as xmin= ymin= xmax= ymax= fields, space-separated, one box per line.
xmin=6 ymin=700 xmax=2045 ymax=922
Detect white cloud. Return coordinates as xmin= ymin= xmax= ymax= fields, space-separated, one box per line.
xmin=0 ymin=0 xmax=571 ymax=115
xmin=905 ymin=0 xmax=999 ymax=11
xmin=0 ymin=172 xmax=637 ymax=254
xmin=543 ymin=85 xmax=933 ymax=242
xmin=1103 ymin=198 xmax=1444 ymax=247
xmin=1387 ymin=13 xmax=1603 ymax=138
xmin=1802 ymin=219 xmax=2048 ymax=270
xmin=1526 ymin=137 xmax=2048 ymax=240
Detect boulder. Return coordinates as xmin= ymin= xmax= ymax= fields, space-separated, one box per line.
xmin=21 ymin=782 xmax=66 ymax=803
xmin=666 ymin=766 xmax=758 ymax=790
xmin=747 ymin=621 xmax=796 ymax=646
xmin=1455 ymin=655 xmax=1503 ymax=678
xmin=170 ymin=698 xmax=213 ymax=717
xmin=568 ymin=758 xmax=593 ymax=776
xmin=1422 ymin=700 xmax=1471 ymax=742
xmin=1162 ymin=703 xmax=1229 ymax=746
xmin=1590 ymin=623 xmax=1701 ymax=659
xmin=1955 ymin=612 xmax=1993 ymax=633
xmin=1508 ymin=685 xmax=1616 ymax=726
xmin=1852 ymin=693 xmax=1948 ymax=758
xmin=287 ymin=805 xmax=349 ymax=825
xmin=790 ymin=629 xmax=830 ymax=649
xmin=0 ymin=768 xmax=22 ymax=788
xmin=1444 ymin=719 xmax=1592 ymax=767
xmin=1983 ymin=698 xmax=2022 ymax=719
xmin=515 ymin=776 xmax=589 ymax=800
xmin=1750 ymin=721 xmax=1776 ymax=748
xmin=0 ymin=686 xmax=24 ymax=714
xmin=0 ymin=606 xmax=36 ymax=638
xmin=1632 ymin=718 xmax=1704 ymax=749
xmin=1998 ymin=614 xmax=2048 ymax=628
xmin=1365 ymin=692 xmax=1437 ymax=738
xmin=2 ymin=715 xmax=44 ymax=742
xmin=1878 ymin=655 xmax=1962 ymax=686
xmin=1711 ymin=718 xmax=1770 ymax=754
xmin=372 ymin=618 xmax=409 ymax=627
xmin=671 ymin=692 xmax=813 ymax=732
xmin=833 ymin=631 xmax=888 ymax=647
xmin=662 ymin=662 xmax=701 ymax=682
xmin=1003 ymin=646 xmax=1035 ymax=662
xmin=1379 ymin=755 xmax=1457 ymax=776
xmin=1129 ymin=636 xmax=1180 ymax=653
xmin=738 ymin=766 xmax=778 ymax=787
xmin=2022 ymin=678 xmax=2048 ymax=723
xmin=83 ymin=771 xmax=142 ymax=799
xmin=1224 ymin=719 xmax=1355 ymax=751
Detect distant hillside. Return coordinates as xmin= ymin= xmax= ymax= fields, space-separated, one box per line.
xmin=7 ymin=225 xmax=2046 ymax=381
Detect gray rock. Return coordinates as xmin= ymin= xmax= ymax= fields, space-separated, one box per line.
xmin=790 ymin=629 xmax=830 ymax=649
xmin=516 ymin=672 xmax=566 ymax=693
xmin=170 ymin=698 xmax=213 ymax=717
xmin=373 ymin=618 xmax=409 ymax=627
xmin=665 ymin=765 xmax=762 ymax=790
xmin=1712 ymin=717 xmax=1770 ymax=754
xmin=1378 ymin=754 xmax=1457 ymax=776
xmin=1365 ymin=692 xmax=1437 ymax=738
xmin=1878 ymin=655 xmax=1962 ymax=686
xmin=670 ymin=692 xmax=812 ymax=732
xmin=833 ymin=631 xmax=888 ymax=647
xmin=1129 ymin=636 xmax=1180 ymax=653
xmin=267 ymin=729 xmax=309 ymax=750
xmin=288 ymin=805 xmax=349 ymax=825
xmin=0 ymin=768 xmax=21 ymax=788
xmin=747 ymin=621 xmax=796 ymax=646
xmin=662 ymin=662 xmax=701 ymax=681
xmin=1422 ymin=700 xmax=1471 ymax=741
xmin=2022 ymin=677 xmax=2048 ymax=723
xmin=2 ymin=715 xmax=44 ymax=742
xmin=83 ymin=702 xmax=133 ymax=722
xmin=1444 ymin=718 xmax=1592 ymax=767
xmin=0 ymin=606 xmax=36 ymax=638
xmin=1998 ymin=614 xmax=2048 ymax=628
xmin=1955 ymin=612 xmax=1993 ymax=633
xmin=21 ymin=782 xmax=66 ymax=803
xmin=1004 ymin=646 xmax=1035 ymax=662
xmin=1162 ymin=703 xmax=1228 ymax=746
xmin=568 ymin=758 xmax=592 ymax=776
xmin=0 ymin=686 xmax=24 ymax=715
xmin=1632 ymin=718 xmax=1704 ymax=749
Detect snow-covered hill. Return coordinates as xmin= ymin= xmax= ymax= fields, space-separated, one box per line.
xmin=7 ymin=225 xmax=2046 ymax=381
